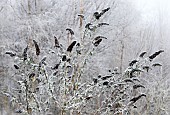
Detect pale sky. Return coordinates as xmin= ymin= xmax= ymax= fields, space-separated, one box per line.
xmin=131 ymin=0 xmax=170 ymax=21
xmin=132 ymin=0 xmax=170 ymax=48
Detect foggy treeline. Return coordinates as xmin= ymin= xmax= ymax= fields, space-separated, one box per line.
xmin=0 ymin=0 xmax=169 ymax=115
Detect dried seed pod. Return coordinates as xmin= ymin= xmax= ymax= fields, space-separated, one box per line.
xmin=67 ymin=41 xmax=76 ymax=52
xmin=103 ymin=81 xmax=109 ymax=85
xmin=76 ymin=43 xmax=80 ymax=47
xmin=53 ymin=71 xmax=58 ymax=76
xmin=101 ymin=7 xmax=110 ymax=15
xmin=93 ymin=78 xmax=98 ymax=84
xmin=93 ymin=7 xmax=110 ymax=20
xmin=62 ymin=55 xmax=67 ymax=61
xmin=33 ymin=40 xmax=40 ymax=56
xmin=98 ymin=23 xmax=109 ymax=27
xmin=29 ymin=73 xmax=35 ymax=79
xmin=76 ymin=43 xmax=81 ymax=54
xmin=139 ymin=51 xmax=147 ymax=58
xmin=18 ymin=90 xmax=22 ymax=93
xmin=66 ymin=28 xmax=74 ymax=35
xmin=67 ymin=58 xmax=71 ymax=62
xmin=66 ymin=65 xmax=72 ymax=74
xmin=132 ymin=78 xmax=140 ymax=82
xmin=78 ymin=14 xmax=84 ymax=18
xmin=94 ymin=36 xmax=107 ymax=40
xmin=129 ymin=60 xmax=138 ymax=66
xmin=85 ymin=23 xmax=93 ymax=30
xmin=93 ymin=39 xmax=102 ymax=47
xmin=105 ymin=75 xmax=112 ymax=79
xmin=101 ymin=77 xmax=107 ymax=80
xmin=5 ymin=51 xmax=16 ymax=57
xmin=98 ymin=75 xmax=101 ymax=78
xmin=29 ymin=73 xmax=36 ymax=81
xmin=54 ymin=36 xmax=60 ymax=48
xmin=51 ymin=63 xmax=60 ymax=70
xmin=133 ymin=84 xmax=145 ymax=89
xmin=134 ymin=106 xmax=137 ymax=108
xmin=143 ymin=66 xmax=150 ymax=72
xmin=39 ymin=56 xmax=47 ymax=66
xmin=14 ymin=64 xmax=19 ymax=69
xmin=130 ymin=94 xmax=146 ymax=103
xmin=124 ymin=79 xmax=134 ymax=83
xmin=152 ymin=63 xmax=162 ymax=67
xmin=93 ymin=36 xmax=107 ymax=47
xmin=101 ymin=75 xmax=112 ymax=80
xmin=149 ymin=50 xmax=164 ymax=61
xmin=129 ymin=68 xmax=143 ymax=77
xmin=93 ymin=12 xmax=101 ymax=20
xmin=22 ymin=46 xmax=28 ymax=61
xmin=86 ymin=96 xmax=92 ymax=100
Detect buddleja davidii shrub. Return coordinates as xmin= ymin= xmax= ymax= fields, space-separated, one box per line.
xmin=83 ymin=50 xmax=164 ymax=115
xmin=4 ymin=3 xmax=164 ymax=114
xmin=3 ymin=7 xmax=112 ymax=115
xmin=5 ymin=43 xmax=56 ymax=114
xmin=121 ymin=50 xmax=164 ymax=114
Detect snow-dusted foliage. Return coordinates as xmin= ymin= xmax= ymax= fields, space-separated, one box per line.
xmin=4 ymin=40 xmax=164 ymax=115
